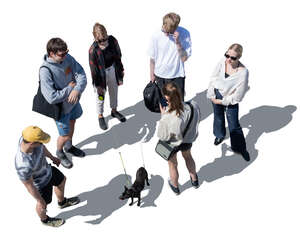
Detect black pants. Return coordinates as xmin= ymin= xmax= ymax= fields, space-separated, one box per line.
xmin=155 ymin=76 xmax=185 ymax=102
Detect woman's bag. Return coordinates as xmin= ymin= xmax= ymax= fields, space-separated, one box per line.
xmin=32 ymin=66 xmax=63 ymax=121
xmin=143 ymin=81 xmax=162 ymax=113
xmin=155 ymin=102 xmax=194 ymax=160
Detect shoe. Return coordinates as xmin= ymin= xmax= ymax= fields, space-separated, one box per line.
xmin=98 ymin=117 xmax=108 ymax=130
xmin=190 ymin=174 xmax=199 ymax=189
xmin=41 ymin=217 xmax=65 ymax=227
xmin=58 ymin=197 xmax=80 ymax=209
xmin=56 ymin=150 xmax=73 ymax=169
xmin=241 ymin=150 xmax=250 ymax=162
xmin=168 ymin=180 xmax=180 ymax=195
xmin=111 ymin=111 xmax=126 ymax=122
xmin=214 ymin=137 xmax=224 ymax=145
xmin=65 ymin=146 xmax=85 ymax=157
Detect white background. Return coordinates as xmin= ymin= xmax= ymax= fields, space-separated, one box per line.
xmin=1 ymin=0 xmax=299 ymax=239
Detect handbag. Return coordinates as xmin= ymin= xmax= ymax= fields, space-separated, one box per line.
xmin=155 ymin=102 xmax=194 ymax=160
xmin=143 ymin=81 xmax=162 ymax=113
xmin=32 ymin=66 xmax=63 ymax=120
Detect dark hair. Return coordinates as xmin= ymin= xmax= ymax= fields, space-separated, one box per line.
xmin=46 ymin=38 xmax=68 ymax=55
xmin=162 ymin=82 xmax=183 ymax=116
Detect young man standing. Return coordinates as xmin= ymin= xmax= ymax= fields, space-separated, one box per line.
xmin=148 ymin=12 xmax=192 ymax=101
xmin=15 ymin=126 xmax=80 ymax=227
xmin=40 ymin=38 xmax=87 ymax=168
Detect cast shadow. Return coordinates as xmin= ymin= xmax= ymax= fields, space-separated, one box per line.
xmin=180 ymin=105 xmax=297 ymax=192
xmin=75 ymin=89 xmax=211 ymax=157
xmin=56 ymin=174 xmax=164 ymax=224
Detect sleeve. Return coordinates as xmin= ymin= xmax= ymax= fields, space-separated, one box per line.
xmin=111 ymin=36 xmax=124 ymax=71
xmin=40 ymin=67 xmax=73 ymax=104
xmin=207 ymin=60 xmax=222 ymax=99
xmin=157 ymin=113 xmax=182 ymax=144
xmin=157 ymin=114 xmax=171 ymax=141
xmin=148 ymin=34 xmax=156 ymax=60
xmin=89 ymin=46 xmax=103 ymax=87
xmin=70 ymin=55 xmax=87 ymax=93
xmin=15 ymin=154 xmax=33 ymax=181
xmin=221 ymin=69 xmax=249 ymax=106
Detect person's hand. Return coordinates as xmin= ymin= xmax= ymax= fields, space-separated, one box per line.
xmin=37 ymin=199 xmax=47 ymax=215
xmin=97 ymin=87 xmax=105 ymax=96
xmin=211 ymin=98 xmax=222 ymax=105
xmin=68 ymin=81 xmax=76 ymax=88
xmin=173 ymin=31 xmax=180 ymax=44
xmin=68 ymin=90 xmax=80 ymax=104
xmin=51 ymin=156 xmax=61 ymax=167
xmin=159 ymin=103 xmax=166 ymax=114
xmin=151 ymin=74 xmax=155 ymax=83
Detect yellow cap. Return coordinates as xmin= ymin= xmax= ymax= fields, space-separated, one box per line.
xmin=22 ymin=126 xmax=50 ymax=144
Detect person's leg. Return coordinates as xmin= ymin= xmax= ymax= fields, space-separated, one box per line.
xmin=106 ymin=66 xmax=118 ymax=113
xmin=181 ymin=149 xmax=197 ymax=181
xmin=213 ymin=89 xmax=226 ymax=141
xmin=173 ymin=77 xmax=185 ymax=101
xmin=168 ymin=154 xmax=179 ymax=187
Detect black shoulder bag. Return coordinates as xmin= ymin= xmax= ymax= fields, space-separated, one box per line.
xmin=155 ymin=102 xmax=194 ymax=160
xmin=32 ymin=66 xmax=63 ymax=120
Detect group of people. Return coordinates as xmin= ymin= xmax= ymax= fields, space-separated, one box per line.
xmin=15 ymin=12 xmax=250 ymax=227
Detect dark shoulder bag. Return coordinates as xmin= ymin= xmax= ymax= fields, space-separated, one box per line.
xmin=32 ymin=66 xmax=63 ymax=120
xmin=155 ymin=102 xmax=194 ymax=160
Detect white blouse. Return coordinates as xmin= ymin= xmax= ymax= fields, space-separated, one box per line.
xmin=207 ymin=57 xmax=249 ymax=106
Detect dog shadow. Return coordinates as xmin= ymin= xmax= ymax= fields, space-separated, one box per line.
xmin=56 ymin=174 xmax=131 ymax=224
xmin=180 ymin=105 xmax=297 ymax=192
xmin=140 ymin=174 xmax=164 ymax=208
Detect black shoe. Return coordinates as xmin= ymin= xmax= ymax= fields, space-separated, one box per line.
xmin=241 ymin=150 xmax=250 ymax=161
xmin=65 ymin=146 xmax=85 ymax=157
xmin=168 ymin=180 xmax=180 ymax=195
xmin=214 ymin=137 xmax=224 ymax=145
xmin=190 ymin=175 xmax=199 ymax=189
xmin=58 ymin=197 xmax=80 ymax=209
xmin=111 ymin=111 xmax=126 ymax=122
xmin=98 ymin=117 xmax=108 ymax=130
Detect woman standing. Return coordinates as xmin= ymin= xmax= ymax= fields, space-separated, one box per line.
xmin=157 ymin=82 xmax=201 ymax=195
xmin=89 ymin=23 xmax=126 ymax=130
xmin=207 ymin=43 xmax=250 ymax=161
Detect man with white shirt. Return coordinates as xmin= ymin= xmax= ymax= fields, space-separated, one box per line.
xmin=148 ymin=12 xmax=192 ymax=101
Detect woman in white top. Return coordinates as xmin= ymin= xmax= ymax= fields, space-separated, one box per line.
xmin=157 ymin=82 xmax=201 ymax=195
xmin=207 ymin=43 xmax=250 ymax=161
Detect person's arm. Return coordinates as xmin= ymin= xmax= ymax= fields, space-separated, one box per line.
xmin=22 ymin=178 xmax=47 ymax=216
xmin=68 ymin=55 xmax=87 ymax=104
xmin=150 ymin=59 xmax=155 ymax=82
xmin=207 ymin=60 xmax=223 ymax=100
xmin=43 ymin=146 xmax=60 ymax=167
xmin=221 ymin=69 xmax=249 ymax=106
xmin=40 ymin=68 xmax=74 ymax=104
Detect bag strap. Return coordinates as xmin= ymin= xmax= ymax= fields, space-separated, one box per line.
xmin=182 ymin=102 xmax=194 ymax=138
xmin=39 ymin=66 xmax=61 ymax=90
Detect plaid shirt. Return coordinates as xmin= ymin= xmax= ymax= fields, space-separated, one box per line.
xmin=89 ymin=35 xmax=124 ymax=89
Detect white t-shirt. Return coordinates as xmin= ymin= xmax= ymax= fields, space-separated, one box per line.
xmin=148 ymin=26 xmax=192 ymax=78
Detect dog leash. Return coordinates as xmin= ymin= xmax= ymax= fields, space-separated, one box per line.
xmin=140 ymin=142 xmax=146 ymax=169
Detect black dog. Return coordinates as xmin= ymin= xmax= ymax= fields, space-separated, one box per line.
xmin=119 ymin=167 xmax=150 ymax=206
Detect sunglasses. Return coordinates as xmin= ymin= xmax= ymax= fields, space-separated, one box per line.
xmin=97 ymin=38 xmax=108 ymax=44
xmin=56 ymin=50 xmax=69 ymax=58
xmin=224 ymin=53 xmax=238 ymax=61
xmin=161 ymin=29 xmax=174 ymax=36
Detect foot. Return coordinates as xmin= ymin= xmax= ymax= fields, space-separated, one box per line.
xmin=58 ymin=197 xmax=80 ymax=209
xmin=214 ymin=137 xmax=224 ymax=145
xmin=111 ymin=111 xmax=126 ymax=122
xmin=98 ymin=117 xmax=108 ymax=130
xmin=190 ymin=174 xmax=199 ymax=189
xmin=241 ymin=150 xmax=250 ymax=162
xmin=56 ymin=150 xmax=73 ymax=169
xmin=65 ymin=146 xmax=85 ymax=157
xmin=168 ymin=180 xmax=180 ymax=195
xmin=41 ymin=217 xmax=65 ymax=227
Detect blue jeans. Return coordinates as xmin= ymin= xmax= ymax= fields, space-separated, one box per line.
xmin=212 ymin=89 xmax=246 ymax=153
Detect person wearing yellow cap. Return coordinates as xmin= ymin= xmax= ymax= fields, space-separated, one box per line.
xmin=15 ymin=126 xmax=80 ymax=227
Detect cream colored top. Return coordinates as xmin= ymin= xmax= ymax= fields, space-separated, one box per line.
xmin=207 ymin=57 xmax=249 ymax=106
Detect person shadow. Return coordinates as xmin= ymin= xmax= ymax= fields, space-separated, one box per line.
xmin=74 ymin=89 xmax=212 ymax=157
xmin=56 ymin=174 xmax=164 ymax=224
xmin=180 ymin=105 xmax=297 ymax=192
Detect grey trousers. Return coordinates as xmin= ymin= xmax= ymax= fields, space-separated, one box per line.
xmin=95 ymin=65 xmax=118 ymax=115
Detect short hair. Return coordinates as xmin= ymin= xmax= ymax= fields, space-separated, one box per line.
xmin=162 ymin=82 xmax=183 ymax=116
xmin=46 ymin=38 xmax=68 ymax=55
xmin=162 ymin=12 xmax=181 ymax=33
xmin=228 ymin=43 xmax=243 ymax=58
xmin=93 ymin=23 xmax=108 ymax=40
